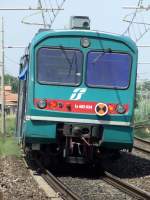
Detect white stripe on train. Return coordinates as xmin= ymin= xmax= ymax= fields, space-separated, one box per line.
xmin=26 ymin=115 xmax=131 ymax=126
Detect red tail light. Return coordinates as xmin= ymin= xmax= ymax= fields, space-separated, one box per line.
xmin=108 ymin=104 xmax=116 ymax=113
xmin=66 ymin=103 xmax=71 ymax=111
xmin=49 ymin=101 xmax=58 ymax=108
xmin=58 ymin=102 xmax=63 ymax=108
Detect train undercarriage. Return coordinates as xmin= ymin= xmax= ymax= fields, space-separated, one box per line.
xmin=23 ymin=123 xmax=123 ymax=167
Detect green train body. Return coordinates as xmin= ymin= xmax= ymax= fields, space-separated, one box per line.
xmin=16 ymin=25 xmax=138 ymax=164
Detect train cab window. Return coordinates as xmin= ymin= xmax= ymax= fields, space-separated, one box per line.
xmin=86 ymin=51 xmax=132 ymax=89
xmin=37 ymin=48 xmax=83 ymax=85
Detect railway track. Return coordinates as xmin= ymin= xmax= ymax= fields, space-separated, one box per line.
xmin=103 ymin=171 xmax=150 ymax=200
xmin=23 ymin=156 xmax=150 ymax=200
xmin=40 ymin=168 xmax=80 ymax=200
xmin=24 ymin=157 xmax=80 ymax=200
xmin=134 ymin=136 xmax=150 ymax=154
xmin=134 ymin=121 xmax=150 ymax=129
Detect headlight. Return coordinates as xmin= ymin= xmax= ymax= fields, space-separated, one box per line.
xmin=81 ymin=37 xmax=90 ymax=48
xmin=37 ymin=99 xmax=47 ymax=109
xmin=116 ymin=104 xmax=126 ymax=114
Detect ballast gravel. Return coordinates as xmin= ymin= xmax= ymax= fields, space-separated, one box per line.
xmin=0 ymin=156 xmax=51 ymax=200
xmin=57 ymin=148 xmax=150 ymax=200
xmin=59 ymin=175 xmax=136 ymax=200
xmin=102 ymin=150 xmax=150 ymax=194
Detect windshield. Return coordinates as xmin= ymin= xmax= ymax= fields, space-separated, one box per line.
xmin=86 ymin=51 xmax=131 ymax=89
xmin=37 ymin=48 xmax=83 ymax=85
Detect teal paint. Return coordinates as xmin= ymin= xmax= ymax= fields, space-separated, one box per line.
xmin=23 ymin=120 xmax=56 ymax=140
xmin=21 ymin=29 xmax=138 ymax=150
xmin=102 ymin=125 xmax=133 ymax=148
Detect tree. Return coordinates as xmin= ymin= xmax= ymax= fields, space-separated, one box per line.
xmin=0 ymin=74 xmax=18 ymax=93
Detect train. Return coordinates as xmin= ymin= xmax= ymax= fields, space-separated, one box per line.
xmin=16 ymin=16 xmax=138 ymax=165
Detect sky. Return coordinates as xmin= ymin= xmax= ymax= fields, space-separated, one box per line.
xmin=0 ymin=0 xmax=150 ymax=80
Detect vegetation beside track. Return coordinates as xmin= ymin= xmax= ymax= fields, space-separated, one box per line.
xmin=134 ymin=127 xmax=150 ymax=140
xmin=0 ymin=115 xmax=21 ymax=156
xmin=0 ymin=138 xmax=21 ymax=156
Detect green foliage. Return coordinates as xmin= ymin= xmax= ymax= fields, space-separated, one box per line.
xmin=0 ymin=115 xmax=16 ymax=136
xmin=0 ymin=116 xmax=20 ymax=156
xmin=135 ymin=81 xmax=150 ymax=122
xmin=0 ymin=137 xmax=21 ymax=156
xmin=6 ymin=116 xmax=16 ymax=136
xmin=134 ymin=128 xmax=150 ymax=140
xmin=142 ymin=81 xmax=150 ymax=91
xmin=3 ymin=74 xmax=18 ymax=93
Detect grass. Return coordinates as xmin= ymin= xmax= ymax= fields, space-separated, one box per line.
xmin=134 ymin=98 xmax=150 ymax=139
xmin=0 ymin=137 xmax=21 ymax=156
xmin=0 ymin=115 xmax=21 ymax=156
xmin=134 ymin=128 xmax=150 ymax=140
xmin=134 ymin=98 xmax=150 ymax=123
xmin=0 ymin=114 xmax=16 ymax=136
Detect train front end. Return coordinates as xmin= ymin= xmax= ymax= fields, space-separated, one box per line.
xmin=21 ymin=19 xmax=138 ymax=164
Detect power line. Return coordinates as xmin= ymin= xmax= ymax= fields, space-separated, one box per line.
xmin=138 ymin=45 xmax=150 ymax=47
xmin=4 ymin=55 xmax=20 ymax=65
xmin=0 ymin=8 xmax=62 ymax=11
xmin=21 ymin=0 xmax=66 ymax=28
xmin=43 ymin=0 xmax=52 ymax=25
xmin=45 ymin=0 xmax=66 ymax=28
xmin=123 ymin=5 xmax=150 ymax=11
xmin=38 ymin=0 xmax=47 ymax=28
xmin=123 ymin=0 xmax=142 ymax=35
xmin=4 ymin=46 xmax=26 ymax=49
xmin=138 ymin=62 xmax=150 ymax=65
xmin=122 ymin=0 xmax=150 ymax=43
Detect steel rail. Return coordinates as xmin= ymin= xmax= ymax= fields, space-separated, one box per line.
xmin=134 ymin=136 xmax=150 ymax=154
xmin=134 ymin=145 xmax=150 ymax=154
xmin=134 ymin=121 xmax=150 ymax=129
xmin=34 ymin=160 xmax=80 ymax=200
xmin=23 ymin=156 xmax=80 ymax=200
xmin=135 ymin=124 xmax=150 ymax=129
xmin=103 ymin=171 xmax=150 ymax=200
xmin=134 ymin=136 xmax=150 ymax=145
xmin=23 ymin=156 xmax=150 ymax=199
xmin=42 ymin=169 xmax=81 ymax=200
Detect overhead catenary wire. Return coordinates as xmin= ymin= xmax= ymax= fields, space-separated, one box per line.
xmin=21 ymin=11 xmax=48 ymax=26
xmin=38 ymin=0 xmax=47 ymax=28
xmin=0 ymin=8 xmax=61 ymax=11
xmin=46 ymin=0 xmax=67 ymax=28
xmin=123 ymin=0 xmax=143 ymax=36
xmin=21 ymin=0 xmax=66 ymax=28
xmin=43 ymin=0 xmax=53 ymax=25
xmin=122 ymin=0 xmax=150 ymax=42
xmin=4 ymin=55 xmax=20 ymax=65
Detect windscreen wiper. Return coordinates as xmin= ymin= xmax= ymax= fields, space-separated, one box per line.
xmin=92 ymin=48 xmax=112 ymax=65
xmin=59 ymin=45 xmax=78 ymax=78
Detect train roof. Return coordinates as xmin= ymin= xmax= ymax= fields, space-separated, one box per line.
xmin=30 ymin=29 xmax=137 ymax=53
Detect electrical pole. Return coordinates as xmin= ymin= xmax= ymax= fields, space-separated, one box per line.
xmin=1 ymin=17 xmax=5 ymax=139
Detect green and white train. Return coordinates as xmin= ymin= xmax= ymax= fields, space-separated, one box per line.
xmin=16 ymin=16 xmax=138 ymax=164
